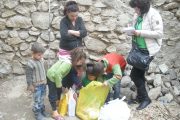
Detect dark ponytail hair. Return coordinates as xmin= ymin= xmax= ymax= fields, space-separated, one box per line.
xmin=86 ymin=62 xmax=94 ymax=76
xmin=63 ymin=1 xmax=79 ymax=16
xmin=129 ymin=0 xmax=150 ymax=16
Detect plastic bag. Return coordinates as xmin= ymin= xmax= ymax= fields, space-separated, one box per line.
xmin=67 ymin=88 xmax=77 ymax=117
xmin=98 ymin=96 xmax=131 ymax=120
xmin=58 ymin=92 xmax=69 ymax=116
xmin=76 ymin=81 xmax=110 ymax=120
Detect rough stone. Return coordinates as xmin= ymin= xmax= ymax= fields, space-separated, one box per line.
xmin=101 ymin=9 xmax=118 ymax=17
xmin=15 ymin=5 xmax=30 ymax=17
xmin=37 ymin=1 xmax=48 ymax=12
xmin=26 ymin=36 xmax=36 ymax=42
xmin=20 ymin=0 xmax=36 ymax=4
xmin=158 ymin=93 xmax=173 ymax=103
xmin=120 ymin=88 xmax=133 ymax=101
xmin=4 ymin=53 xmax=15 ymax=61
xmin=4 ymin=1 xmax=18 ymax=9
xmin=3 ymin=44 xmax=14 ymax=52
xmin=0 ymin=30 xmax=9 ymax=39
xmin=52 ymin=16 xmax=63 ymax=30
xmin=153 ymin=74 xmax=162 ymax=87
xmin=50 ymin=40 xmax=59 ymax=51
xmin=153 ymin=0 xmax=166 ymax=6
xmin=121 ymin=76 xmax=131 ymax=88
xmin=162 ymin=2 xmax=178 ymax=11
xmin=88 ymin=6 xmax=101 ymax=15
xmin=84 ymin=22 xmax=95 ymax=32
xmin=173 ymin=86 xmax=180 ymax=96
xmin=0 ymin=19 xmax=6 ymax=30
xmin=0 ymin=60 xmax=12 ymax=74
xmin=37 ymin=37 xmax=48 ymax=47
xmin=77 ymin=0 xmax=92 ymax=6
xmin=159 ymin=64 xmax=169 ymax=74
xmin=21 ymin=49 xmax=31 ymax=56
xmin=6 ymin=16 xmax=32 ymax=28
xmin=107 ymin=33 xmax=117 ymax=39
xmin=20 ymin=43 xmax=29 ymax=51
xmin=31 ymin=12 xmax=53 ymax=29
xmin=92 ymin=16 xmax=102 ymax=23
xmin=84 ymin=36 xmax=107 ymax=53
xmin=78 ymin=12 xmax=91 ymax=22
xmin=106 ymin=46 xmax=116 ymax=53
xmin=12 ymin=60 xmax=25 ymax=75
xmin=169 ymin=69 xmax=177 ymax=80
xmin=2 ymin=11 xmax=16 ymax=18
xmin=93 ymin=1 xmax=107 ymax=8
xmin=28 ymin=30 xmax=41 ymax=36
xmin=146 ymin=73 xmax=154 ymax=84
xmin=40 ymin=32 xmax=55 ymax=42
xmin=149 ymin=86 xmax=161 ymax=100
xmin=110 ymin=39 xmax=120 ymax=44
xmin=89 ymin=54 xmax=105 ymax=61
xmin=6 ymin=38 xmax=21 ymax=45
xmin=29 ymin=5 xmax=37 ymax=12
xmin=9 ymin=30 xmax=18 ymax=38
xmin=44 ymin=49 xmax=56 ymax=59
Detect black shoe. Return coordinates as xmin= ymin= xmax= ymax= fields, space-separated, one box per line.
xmin=136 ymin=85 xmax=151 ymax=110
xmin=34 ymin=110 xmax=45 ymax=120
xmin=41 ymin=106 xmax=50 ymax=117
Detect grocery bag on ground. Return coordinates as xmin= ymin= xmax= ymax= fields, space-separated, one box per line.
xmin=76 ymin=81 xmax=110 ymax=120
xmin=98 ymin=96 xmax=131 ymax=120
xmin=67 ymin=88 xmax=77 ymax=117
xmin=58 ymin=92 xmax=69 ymax=116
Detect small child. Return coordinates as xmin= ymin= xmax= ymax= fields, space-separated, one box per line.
xmin=82 ymin=62 xmax=108 ymax=87
xmin=62 ymin=62 xmax=86 ymax=89
xmin=26 ymin=42 xmax=50 ymax=120
xmin=47 ymin=47 xmax=86 ymax=120
xmin=93 ymin=53 xmax=126 ymax=102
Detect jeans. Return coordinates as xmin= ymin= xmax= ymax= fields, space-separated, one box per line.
xmin=34 ymin=84 xmax=46 ymax=111
xmin=106 ymin=70 xmax=124 ymax=102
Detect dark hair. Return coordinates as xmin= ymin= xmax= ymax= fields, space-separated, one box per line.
xmin=31 ymin=42 xmax=45 ymax=54
xmin=129 ymin=0 xmax=150 ymax=16
xmin=86 ymin=62 xmax=94 ymax=76
xmin=70 ymin=47 xmax=86 ymax=68
xmin=93 ymin=62 xmax=105 ymax=77
xmin=75 ymin=62 xmax=86 ymax=72
xmin=63 ymin=1 xmax=79 ymax=16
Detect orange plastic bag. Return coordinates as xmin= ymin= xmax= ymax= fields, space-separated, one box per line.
xmin=58 ymin=93 xmax=69 ymax=116
xmin=76 ymin=81 xmax=110 ymax=120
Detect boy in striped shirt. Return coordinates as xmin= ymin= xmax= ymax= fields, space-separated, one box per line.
xmin=26 ymin=42 xmax=49 ymax=120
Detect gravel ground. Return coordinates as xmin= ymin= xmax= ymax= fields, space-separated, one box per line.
xmin=0 ymin=75 xmax=180 ymax=120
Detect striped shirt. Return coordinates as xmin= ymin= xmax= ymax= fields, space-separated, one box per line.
xmin=59 ymin=47 xmax=71 ymax=55
xmin=26 ymin=57 xmax=47 ymax=89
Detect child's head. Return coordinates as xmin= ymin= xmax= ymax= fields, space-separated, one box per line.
xmin=75 ymin=62 xmax=86 ymax=74
xmin=70 ymin=47 xmax=86 ymax=67
xmin=86 ymin=62 xmax=96 ymax=80
xmin=31 ymin=42 xmax=45 ymax=60
xmin=93 ymin=62 xmax=105 ymax=77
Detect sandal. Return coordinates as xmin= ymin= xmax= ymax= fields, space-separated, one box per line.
xmin=52 ymin=115 xmax=65 ymax=120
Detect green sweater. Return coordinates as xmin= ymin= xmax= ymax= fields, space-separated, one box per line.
xmin=47 ymin=61 xmax=71 ymax=87
xmin=82 ymin=74 xmax=108 ymax=87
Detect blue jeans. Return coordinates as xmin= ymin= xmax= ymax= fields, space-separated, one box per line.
xmin=106 ymin=70 xmax=124 ymax=102
xmin=34 ymin=84 xmax=46 ymax=111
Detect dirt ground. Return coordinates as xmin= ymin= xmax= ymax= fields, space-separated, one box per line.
xmin=0 ymin=75 xmax=180 ymax=120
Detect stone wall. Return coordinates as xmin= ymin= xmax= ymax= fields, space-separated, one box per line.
xmin=0 ymin=0 xmax=180 ymax=102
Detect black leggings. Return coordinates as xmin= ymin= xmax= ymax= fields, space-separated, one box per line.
xmin=47 ymin=77 xmax=62 ymax=111
xmin=130 ymin=67 xmax=146 ymax=88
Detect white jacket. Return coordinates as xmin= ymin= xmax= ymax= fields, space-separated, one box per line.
xmin=133 ymin=7 xmax=163 ymax=56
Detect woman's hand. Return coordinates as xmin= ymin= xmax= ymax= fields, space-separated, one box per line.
xmin=131 ymin=31 xmax=141 ymax=36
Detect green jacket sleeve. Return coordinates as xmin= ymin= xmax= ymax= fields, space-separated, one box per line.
xmin=106 ymin=64 xmax=122 ymax=87
xmin=54 ymin=62 xmax=71 ymax=87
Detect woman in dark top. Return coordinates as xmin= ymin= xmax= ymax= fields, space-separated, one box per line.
xmin=59 ymin=1 xmax=87 ymax=55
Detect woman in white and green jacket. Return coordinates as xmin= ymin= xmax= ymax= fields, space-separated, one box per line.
xmin=128 ymin=0 xmax=163 ymax=110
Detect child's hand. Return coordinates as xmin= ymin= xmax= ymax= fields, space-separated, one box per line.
xmin=28 ymin=87 xmax=34 ymax=92
xmin=102 ymin=80 xmax=108 ymax=87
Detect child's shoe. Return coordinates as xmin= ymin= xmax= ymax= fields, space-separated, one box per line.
xmin=41 ymin=106 xmax=50 ymax=117
xmin=34 ymin=110 xmax=45 ymax=120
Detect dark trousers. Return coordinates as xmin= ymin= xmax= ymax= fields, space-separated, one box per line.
xmin=130 ymin=67 xmax=146 ymax=88
xmin=47 ymin=77 xmax=62 ymax=111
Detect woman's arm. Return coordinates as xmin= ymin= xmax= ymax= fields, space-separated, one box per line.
xmin=60 ymin=19 xmax=77 ymax=41
xmin=78 ymin=17 xmax=87 ymax=38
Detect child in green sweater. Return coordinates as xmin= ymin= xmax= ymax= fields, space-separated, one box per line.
xmin=47 ymin=47 xmax=86 ymax=120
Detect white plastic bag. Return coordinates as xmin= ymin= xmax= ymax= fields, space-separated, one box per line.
xmin=98 ymin=96 xmax=131 ymax=120
xmin=67 ymin=88 xmax=77 ymax=117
